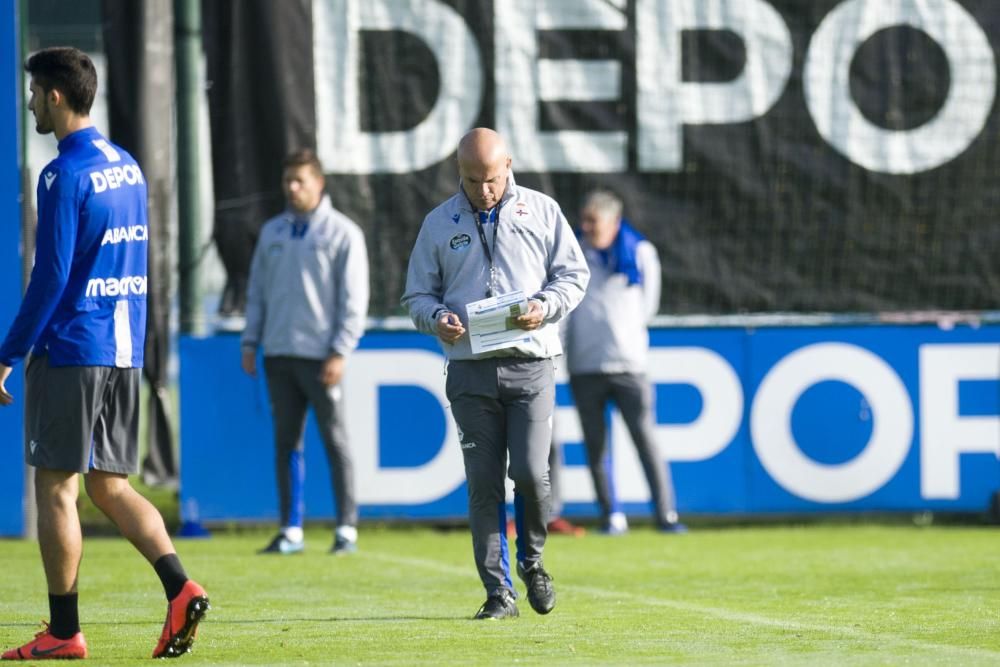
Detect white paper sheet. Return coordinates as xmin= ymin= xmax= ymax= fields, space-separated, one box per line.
xmin=466 ymin=290 xmax=531 ymax=354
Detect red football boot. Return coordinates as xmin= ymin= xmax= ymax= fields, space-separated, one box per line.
xmin=151 ymin=580 xmax=210 ymax=659
xmin=547 ymin=516 xmax=586 ymax=537
xmin=2 ymin=622 xmax=87 ymax=660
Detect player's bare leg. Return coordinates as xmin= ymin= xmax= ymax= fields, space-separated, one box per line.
xmin=37 ymin=469 xmax=82 ymax=595
xmin=85 ymin=471 xmax=209 ymax=658
xmin=84 ymin=471 xmax=173 ymax=561
xmin=1 ymin=470 xmax=89 ymax=660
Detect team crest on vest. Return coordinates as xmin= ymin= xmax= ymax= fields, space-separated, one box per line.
xmin=514 ymin=202 xmax=530 ymax=218
xmin=449 ymin=233 xmax=472 ymax=250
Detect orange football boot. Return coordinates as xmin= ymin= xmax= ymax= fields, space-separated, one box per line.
xmin=547 ymin=516 xmax=586 ymax=537
xmin=151 ymin=580 xmax=210 ymax=659
xmin=2 ymin=622 xmax=87 ymax=660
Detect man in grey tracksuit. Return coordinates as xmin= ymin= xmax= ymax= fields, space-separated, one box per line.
xmin=241 ymin=149 xmax=369 ymax=555
xmin=402 ymin=128 xmax=588 ymax=619
xmin=564 ymin=189 xmax=685 ymax=535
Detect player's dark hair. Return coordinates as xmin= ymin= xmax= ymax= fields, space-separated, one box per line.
xmin=24 ymin=47 xmax=97 ymax=115
xmin=283 ymin=149 xmax=324 ymax=178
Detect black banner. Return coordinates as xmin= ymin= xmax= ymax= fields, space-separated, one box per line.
xmin=204 ymin=0 xmax=1000 ymax=316
xmin=103 ymin=0 xmax=177 ymax=485
xmin=203 ymin=0 xmax=316 ymax=317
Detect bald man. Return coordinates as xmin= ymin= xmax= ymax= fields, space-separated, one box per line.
xmin=403 ymin=128 xmax=589 ymax=619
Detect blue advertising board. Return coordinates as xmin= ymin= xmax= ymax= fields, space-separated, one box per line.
xmin=179 ymin=323 xmax=1000 ymax=525
xmin=0 ymin=0 xmax=22 ymax=537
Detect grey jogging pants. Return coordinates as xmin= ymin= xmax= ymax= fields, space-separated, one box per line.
xmin=446 ymin=357 xmax=554 ymax=597
xmin=263 ymin=355 xmax=358 ymax=528
xmin=569 ymin=371 xmax=677 ymax=526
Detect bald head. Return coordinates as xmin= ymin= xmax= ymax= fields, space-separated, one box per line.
xmin=458 ymin=128 xmax=508 ymax=165
xmin=458 ymin=127 xmax=511 ymax=211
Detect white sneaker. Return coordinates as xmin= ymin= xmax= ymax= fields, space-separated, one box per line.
xmin=332 ymin=525 xmax=358 ymax=555
xmin=604 ymin=512 xmax=629 ymax=536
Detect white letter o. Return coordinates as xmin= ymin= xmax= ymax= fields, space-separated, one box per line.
xmin=750 ymin=342 xmax=913 ymax=502
xmin=804 ymin=0 xmax=995 ymax=174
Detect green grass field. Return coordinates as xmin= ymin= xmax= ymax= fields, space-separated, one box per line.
xmin=1 ymin=523 xmax=998 ymax=665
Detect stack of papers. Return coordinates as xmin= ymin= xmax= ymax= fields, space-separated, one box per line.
xmin=466 ymin=290 xmax=531 ymax=354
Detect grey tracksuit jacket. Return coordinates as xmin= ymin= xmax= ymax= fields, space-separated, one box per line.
xmin=242 ymin=195 xmax=369 ymax=359
xmin=564 ymin=238 xmax=661 ymax=374
xmin=402 ymin=175 xmax=589 ymax=359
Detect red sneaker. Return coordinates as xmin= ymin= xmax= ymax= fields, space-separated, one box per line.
xmin=547 ymin=516 xmax=586 ymax=537
xmin=2 ymin=622 xmax=87 ymax=660
xmin=152 ymin=580 xmax=210 ymax=659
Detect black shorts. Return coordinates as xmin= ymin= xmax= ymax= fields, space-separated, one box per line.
xmin=24 ymin=354 xmax=140 ymax=474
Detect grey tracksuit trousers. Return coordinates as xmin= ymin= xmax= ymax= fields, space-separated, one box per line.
xmin=569 ymin=371 xmax=677 ymax=527
xmin=263 ymin=356 xmax=358 ymax=528
xmin=446 ymin=357 xmax=554 ymax=596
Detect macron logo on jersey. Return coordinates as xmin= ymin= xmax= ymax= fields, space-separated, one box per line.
xmin=90 ymin=165 xmax=144 ymax=193
xmin=86 ymin=275 xmax=147 ymax=298
xmin=43 ymin=172 xmax=56 ymax=190
xmin=102 ymin=225 xmax=148 ymax=246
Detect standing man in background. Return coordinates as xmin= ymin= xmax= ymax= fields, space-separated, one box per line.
xmin=563 ymin=189 xmax=686 ymax=535
xmin=241 ymin=149 xmax=369 ymax=556
xmin=0 ymin=47 xmax=208 ymax=660
xmin=403 ymin=128 xmax=589 ymax=619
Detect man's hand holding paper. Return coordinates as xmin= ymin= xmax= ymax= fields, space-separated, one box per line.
xmin=465 ymin=290 xmax=532 ymax=354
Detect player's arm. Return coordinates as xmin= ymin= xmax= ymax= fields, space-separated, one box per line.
xmin=324 ymin=226 xmax=370 ymax=386
xmin=402 ymin=218 xmax=454 ymax=337
xmin=329 ymin=225 xmax=370 ymax=359
xmin=0 ymin=169 xmax=77 ymax=371
xmin=240 ymin=226 xmax=269 ymax=376
xmin=637 ymin=240 xmax=661 ymax=323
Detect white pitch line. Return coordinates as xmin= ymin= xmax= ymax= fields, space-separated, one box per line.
xmin=368 ymin=551 xmax=1000 ymax=661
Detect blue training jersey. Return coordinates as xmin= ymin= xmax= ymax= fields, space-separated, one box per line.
xmin=0 ymin=126 xmax=148 ymax=368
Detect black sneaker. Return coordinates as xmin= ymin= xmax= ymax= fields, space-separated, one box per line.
xmin=474 ymin=589 xmax=519 ymax=620
xmin=257 ymin=533 xmax=304 ymax=555
xmin=517 ymin=560 xmax=555 ymax=615
xmin=330 ymin=535 xmax=358 ymax=555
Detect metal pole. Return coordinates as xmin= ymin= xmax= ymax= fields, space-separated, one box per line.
xmin=175 ymin=0 xmax=204 ymax=335
xmin=18 ymin=0 xmax=36 ymax=541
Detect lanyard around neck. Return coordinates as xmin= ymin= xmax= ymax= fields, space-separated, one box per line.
xmin=470 ymin=201 xmax=503 ymax=297
xmin=474 ymin=205 xmax=500 ymax=266
xmin=462 ymin=184 xmax=506 ymax=295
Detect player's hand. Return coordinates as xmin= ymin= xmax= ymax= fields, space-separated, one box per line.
xmin=0 ymin=364 xmax=13 ymax=406
xmin=241 ymin=348 xmax=257 ymax=376
xmin=514 ymin=299 xmax=545 ymax=331
xmin=320 ymin=354 xmax=345 ymax=386
xmin=436 ymin=312 xmax=465 ymax=344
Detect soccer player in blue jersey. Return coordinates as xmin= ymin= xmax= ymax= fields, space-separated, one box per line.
xmin=0 ymin=47 xmax=208 ymax=660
